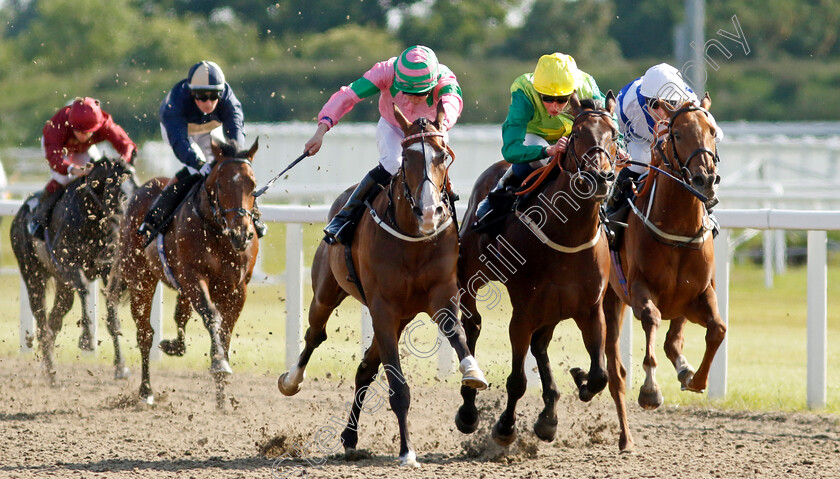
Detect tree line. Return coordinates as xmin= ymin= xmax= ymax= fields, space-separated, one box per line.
xmin=0 ymin=0 xmax=836 ymax=147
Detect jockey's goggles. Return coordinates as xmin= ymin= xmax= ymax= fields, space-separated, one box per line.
xmin=540 ymin=94 xmax=571 ymax=104
xmin=403 ymin=90 xmax=430 ymax=97
xmin=192 ymin=90 xmax=221 ymax=102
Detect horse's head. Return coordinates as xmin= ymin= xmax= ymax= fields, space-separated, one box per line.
xmin=392 ymin=102 xmax=452 ymax=235
xmin=207 ymin=139 xmax=259 ymax=252
xmin=563 ymin=91 xmax=618 ymax=201
xmin=82 ymin=157 xmax=134 ymax=214
xmin=658 ymin=93 xmax=720 ymax=206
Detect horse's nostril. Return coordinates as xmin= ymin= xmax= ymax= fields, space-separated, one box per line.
xmin=435 ymin=206 xmax=444 ymax=216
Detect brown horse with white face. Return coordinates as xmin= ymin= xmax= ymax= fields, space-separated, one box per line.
xmin=106 ymin=140 xmax=260 ymax=408
xmin=277 ymin=103 xmax=487 ymax=467
xmin=456 ymin=93 xmax=618 ymax=448
xmin=603 ymin=94 xmax=725 ymax=452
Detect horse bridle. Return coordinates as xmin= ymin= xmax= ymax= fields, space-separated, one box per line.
xmin=206 ymin=158 xmax=257 ymax=234
xmin=652 ymin=105 xmax=721 ymax=205
xmin=398 ymin=121 xmax=453 ymax=218
xmin=80 ymin=159 xmax=126 ymax=213
xmin=564 ymin=109 xmax=618 ymax=175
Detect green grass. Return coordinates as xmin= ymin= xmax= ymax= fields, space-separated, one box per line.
xmin=0 ymin=218 xmax=838 ymax=414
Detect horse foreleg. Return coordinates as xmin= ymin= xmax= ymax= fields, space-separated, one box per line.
xmin=570 ymin=304 xmax=609 ymax=402
xmin=213 ymin=289 xmax=247 ymax=410
xmin=430 ymin=287 xmax=488 ymax=391
xmin=603 ymin=288 xmax=634 ymax=452
xmin=279 ymin=265 xmax=347 ymax=396
xmin=492 ymin=317 xmax=531 ymax=447
xmin=664 ymin=316 xmax=695 ymax=389
xmin=530 ymin=324 xmax=559 ymax=442
xmin=455 ymin=290 xmax=483 ymax=434
xmin=105 ymin=291 xmax=130 ymax=380
xmin=340 ymin=342 xmax=382 ymax=452
xmin=131 ymin=284 xmax=156 ymax=404
xmin=27 ymin=273 xmax=55 ymax=382
xmin=75 ymin=283 xmax=95 ymax=351
xmin=683 ymin=286 xmax=727 ymax=392
xmin=159 ymin=295 xmax=191 ymax=357
xmin=633 ymin=285 xmax=664 ymax=410
xmin=371 ymin=305 xmax=417 ymax=467
xmin=184 ymin=280 xmax=231 ymax=376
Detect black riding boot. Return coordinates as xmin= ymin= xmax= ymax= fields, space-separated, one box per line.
xmin=28 ymin=188 xmax=63 ymax=241
xmin=605 ymin=168 xmax=642 ymax=249
xmin=474 ymin=167 xmax=522 ymax=224
xmin=323 ymin=164 xmax=391 ymax=245
xmin=138 ymin=170 xmax=202 ymax=247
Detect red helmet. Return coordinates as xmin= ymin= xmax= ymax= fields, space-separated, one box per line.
xmin=68 ymin=97 xmax=104 ymax=133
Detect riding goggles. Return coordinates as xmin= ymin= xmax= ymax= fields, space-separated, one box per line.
xmin=192 ymin=90 xmax=221 ymax=102
xmin=540 ymin=94 xmax=571 ymax=104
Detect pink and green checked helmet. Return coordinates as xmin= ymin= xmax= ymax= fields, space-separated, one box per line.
xmin=394 ymin=45 xmax=440 ymax=94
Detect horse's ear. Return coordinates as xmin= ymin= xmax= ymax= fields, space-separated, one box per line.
xmin=569 ymin=92 xmax=581 ymax=117
xmin=658 ymin=97 xmax=677 ymax=116
xmin=247 ymin=137 xmax=259 ymax=161
xmin=604 ymin=90 xmax=616 ymax=115
xmin=392 ymin=102 xmax=411 ymax=134
xmin=700 ymin=92 xmax=711 ymax=110
xmin=211 ymin=139 xmax=223 ymax=160
xmin=434 ymin=100 xmax=446 ymax=130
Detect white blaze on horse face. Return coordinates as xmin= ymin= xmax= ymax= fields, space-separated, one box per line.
xmin=406 ymin=142 xmax=445 ymax=234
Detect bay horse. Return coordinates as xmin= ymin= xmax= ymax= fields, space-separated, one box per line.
xmin=603 ymin=94 xmax=725 ymax=452
xmin=106 ymin=139 xmax=259 ymax=407
xmin=11 ymin=157 xmax=135 ymax=383
xmin=277 ymin=102 xmax=488 ymax=467
xmin=455 ymin=93 xmax=617 ymax=447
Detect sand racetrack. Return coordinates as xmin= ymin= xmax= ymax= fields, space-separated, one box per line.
xmin=1 ymin=355 xmax=839 ymax=478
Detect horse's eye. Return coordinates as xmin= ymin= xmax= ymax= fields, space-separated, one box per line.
xmin=673 ymin=131 xmax=681 ymax=141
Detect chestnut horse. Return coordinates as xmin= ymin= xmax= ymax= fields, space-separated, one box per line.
xmin=603 ymin=94 xmax=725 ymax=451
xmin=277 ymin=103 xmax=487 ymax=467
xmin=456 ymin=94 xmax=617 ymax=447
xmin=11 ymin=157 xmax=134 ymax=383
xmin=106 ymin=140 xmax=260 ymax=407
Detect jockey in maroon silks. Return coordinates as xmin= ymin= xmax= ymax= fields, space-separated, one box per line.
xmin=29 ymin=97 xmax=136 ymax=240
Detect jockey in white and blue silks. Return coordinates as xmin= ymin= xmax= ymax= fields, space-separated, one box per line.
xmin=608 ymin=63 xmax=723 ymax=219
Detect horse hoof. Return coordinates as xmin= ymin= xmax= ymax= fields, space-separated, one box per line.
xmin=399 ymin=450 xmax=420 ymax=468
xmin=114 ymin=365 xmax=130 ymax=380
xmin=491 ymin=421 xmax=516 ymax=447
xmin=638 ymin=388 xmax=664 ymax=410
xmin=159 ymin=339 xmax=186 ymax=357
xmin=533 ymin=417 xmax=558 ymax=442
xmin=678 ymin=369 xmax=703 ymax=392
xmin=210 ymin=358 xmax=233 ymax=375
xmin=278 ymin=372 xmax=301 ymax=396
xmin=569 ymin=367 xmax=587 ymax=388
xmin=141 ymin=394 xmax=154 ymax=406
xmin=454 ymin=408 xmax=479 ymax=434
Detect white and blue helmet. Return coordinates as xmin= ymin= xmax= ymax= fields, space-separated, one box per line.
xmin=188 ymin=61 xmax=225 ymax=91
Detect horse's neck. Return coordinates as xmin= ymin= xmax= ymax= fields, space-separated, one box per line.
xmin=527 ymin=174 xmax=601 ymax=240
xmin=386 ymin=181 xmax=419 ymax=233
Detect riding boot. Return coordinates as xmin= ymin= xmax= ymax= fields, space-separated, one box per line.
xmin=138 ymin=171 xmax=202 ymax=247
xmin=605 ymin=168 xmax=642 ymax=249
xmin=28 ymin=188 xmax=63 ymax=241
xmin=323 ymin=164 xmax=391 ymax=246
xmin=474 ymin=167 xmax=522 ymax=223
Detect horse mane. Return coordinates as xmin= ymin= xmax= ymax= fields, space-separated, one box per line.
xmin=579 ymin=98 xmax=600 ymax=111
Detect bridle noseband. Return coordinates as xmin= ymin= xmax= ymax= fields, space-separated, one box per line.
xmin=206 ymin=158 xmax=257 ymax=235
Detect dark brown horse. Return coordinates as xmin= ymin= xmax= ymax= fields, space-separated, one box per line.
xmin=11 ymin=157 xmax=135 ymax=383
xmin=603 ymin=94 xmax=725 ymax=452
xmin=277 ymin=103 xmax=487 ymax=467
xmin=106 ymin=140 xmax=260 ymax=407
xmin=455 ymin=94 xmax=617 ymax=447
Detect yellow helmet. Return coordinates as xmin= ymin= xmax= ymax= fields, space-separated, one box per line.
xmin=533 ymin=53 xmax=578 ymax=97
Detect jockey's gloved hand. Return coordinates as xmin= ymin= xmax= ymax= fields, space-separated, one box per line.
xmin=199 ymin=162 xmax=213 ymax=176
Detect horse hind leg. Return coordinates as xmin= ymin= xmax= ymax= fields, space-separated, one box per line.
xmin=278 ymin=255 xmax=348 ymax=396
xmin=159 ymin=295 xmax=191 ymax=357
xmin=530 ymin=324 xmax=560 ymax=442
